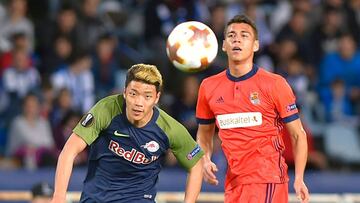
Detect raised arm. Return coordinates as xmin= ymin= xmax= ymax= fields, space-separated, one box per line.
xmin=196 ymin=123 xmax=217 ymax=185
xmin=51 ymin=133 xmax=87 ymax=203
xmin=285 ymin=119 xmax=309 ymax=203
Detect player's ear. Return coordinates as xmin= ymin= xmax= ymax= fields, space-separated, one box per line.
xmin=154 ymin=92 xmax=161 ymax=104
xmin=123 ymin=88 xmax=126 ymax=99
xmin=253 ymin=39 xmax=259 ymax=52
xmin=222 ymin=40 xmax=226 ymax=52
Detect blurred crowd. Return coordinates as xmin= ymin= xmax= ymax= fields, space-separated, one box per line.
xmin=0 ymin=0 xmax=359 ymax=172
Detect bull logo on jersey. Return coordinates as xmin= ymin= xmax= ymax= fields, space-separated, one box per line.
xmin=141 ymin=141 xmax=160 ymax=153
xmin=250 ymin=92 xmax=260 ymax=105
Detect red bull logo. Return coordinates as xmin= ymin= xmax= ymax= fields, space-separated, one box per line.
xmin=108 ymin=140 xmax=158 ymax=164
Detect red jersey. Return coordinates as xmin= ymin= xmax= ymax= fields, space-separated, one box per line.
xmin=196 ymin=66 xmax=299 ymax=190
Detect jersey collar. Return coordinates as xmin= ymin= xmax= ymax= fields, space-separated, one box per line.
xmin=226 ymin=64 xmax=259 ymax=82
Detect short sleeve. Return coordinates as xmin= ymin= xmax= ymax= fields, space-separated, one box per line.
xmin=169 ymin=123 xmax=204 ymax=171
xmin=271 ymin=77 xmax=299 ymax=123
xmin=196 ymin=81 xmax=215 ymax=124
xmin=73 ymin=95 xmax=122 ymax=145
xmin=156 ymin=110 xmax=204 ymax=171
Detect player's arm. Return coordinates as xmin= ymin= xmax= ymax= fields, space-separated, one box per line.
xmin=184 ymin=158 xmax=203 ymax=203
xmin=52 ymin=133 xmax=87 ymax=203
xmin=285 ymin=119 xmax=309 ymax=203
xmin=196 ymin=123 xmax=218 ymax=185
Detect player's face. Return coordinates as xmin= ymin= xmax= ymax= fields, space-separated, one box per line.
xmin=222 ymin=23 xmax=259 ymax=63
xmin=124 ymin=80 xmax=160 ymax=127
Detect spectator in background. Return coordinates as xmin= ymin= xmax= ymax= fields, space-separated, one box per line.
xmin=171 ymin=75 xmax=200 ymax=139
xmin=6 ymin=93 xmax=55 ymax=169
xmin=49 ymin=88 xmax=74 ymax=129
xmin=51 ymin=52 xmax=94 ymax=113
xmin=276 ymin=9 xmax=311 ymax=64
xmin=345 ymin=0 xmax=360 ymax=46
xmin=2 ymin=48 xmax=40 ymax=119
xmin=309 ymin=6 xmax=344 ymax=67
xmin=36 ymin=4 xmax=81 ymax=71
xmin=0 ymin=32 xmax=37 ymax=76
xmin=2 ymin=48 xmax=40 ymax=97
xmin=271 ymin=37 xmax=298 ymax=76
xmin=91 ymin=33 xmax=122 ymax=99
xmin=40 ymin=35 xmax=73 ymax=77
xmin=52 ymin=110 xmax=87 ymax=166
xmin=0 ymin=0 xmax=34 ymax=52
xmin=323 ymin=79 xmax=357 ymax=124
xmin=318 ymin=32 xmax=360 ymax=116
xmin=285 ymin=56 xmax=310 ymax=107
xmin=77 ymin=0 xmax=107 ymax=52
xmin=31 ymin=182 xmax=53 ymax=203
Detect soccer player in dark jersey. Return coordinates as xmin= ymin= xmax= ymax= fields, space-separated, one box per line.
xmin=51 ymin=64 xmax=204 ymax=203
xmin=196 ymin=15 xmax=310 ymax=202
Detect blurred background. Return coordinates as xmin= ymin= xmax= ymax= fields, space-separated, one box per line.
xmin=0 ymin=0 xmax=359 ymax=202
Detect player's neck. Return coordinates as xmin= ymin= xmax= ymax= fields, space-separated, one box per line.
xmin=228 ymin=60 xmax=253 ymax=77
xmin=128 ymin=110 xmax=154 ymax=128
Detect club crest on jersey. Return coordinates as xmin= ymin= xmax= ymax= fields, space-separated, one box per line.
xmin=250 ymin=92 xmax=260 ymax=105
xmin=80 ymin=113 xmax=94 ymax=127
xmin=187 ymin=145 xmax=201 ymax=160
xmin=141 ymin=141 xmax=160 ymax=153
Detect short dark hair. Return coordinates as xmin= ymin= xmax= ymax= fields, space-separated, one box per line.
xmin=224 ymin=14 xmax=258 ymax=40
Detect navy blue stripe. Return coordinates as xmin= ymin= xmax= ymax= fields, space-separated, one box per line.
xmin=282 ymin=113 xmax=299 ymax=123
xmin=265 ymin=183 xmax=269 ymax=203
xmin=271 ymin=184 xmax=276 ymax=202
xmin=269 ymin=184 xmax=273 ymax=203
xmin=226 ymin=64 xmax=259 ymax=82
xmin=196 ymin=117 xmax=215 ymax=124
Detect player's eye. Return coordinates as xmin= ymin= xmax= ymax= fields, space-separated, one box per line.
xmin=145 ymin=95 xmax=152 ymax=99
xmin=227 ymin=33 xmax=235 ymax=38
xmin=241 ymin=34 xmax=249 ymax=38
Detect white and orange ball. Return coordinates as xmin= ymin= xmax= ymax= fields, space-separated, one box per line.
xmin=166 ymin=21 xmax=218 ymax=72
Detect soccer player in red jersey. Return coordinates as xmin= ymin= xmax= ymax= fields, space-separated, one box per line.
xmin=196 ymin=15 xmax=309 ymax=203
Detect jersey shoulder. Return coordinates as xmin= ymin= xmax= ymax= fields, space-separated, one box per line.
xmin=156 ymin=108 xmax=189 ymax=141
xmin=93 ymin=94 xmax=124 ymax=117
xmin=257 ymin=68 xmax=285 ymax=82
xmin=201 ymin=70 xmax=227 ymax=85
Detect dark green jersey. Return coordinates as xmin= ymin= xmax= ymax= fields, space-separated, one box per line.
xmin=73 ymin=94 xmax=204 ymax=202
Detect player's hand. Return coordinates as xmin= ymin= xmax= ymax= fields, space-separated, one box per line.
xmin=203 ymin=160 xmax=219 ymax=185
xmin=294 ymin=178 xmax=309 ymax=203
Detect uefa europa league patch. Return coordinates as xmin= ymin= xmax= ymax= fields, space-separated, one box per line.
xmin=80 ymin=113 xmax=94 ymax=127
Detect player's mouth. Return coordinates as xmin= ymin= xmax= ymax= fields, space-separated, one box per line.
xmin=132 ymin=109 xmax=143 ymax=116
xmin=232 ymin=47 xmax=242 ymax=52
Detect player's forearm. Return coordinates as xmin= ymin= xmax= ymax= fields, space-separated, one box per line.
xmin=196 ymin=125 xmax=215 ymax=160
xmin=52 ymin=148 xmax=77 ymax=201
xmin=292 ymin=131 xmax=308 ymax=180
xmin=184 ymin=160 xmax=203 ymax=203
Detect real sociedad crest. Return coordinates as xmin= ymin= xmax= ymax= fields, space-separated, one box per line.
xmin=250 ymin=92 xmax=260 ymax=105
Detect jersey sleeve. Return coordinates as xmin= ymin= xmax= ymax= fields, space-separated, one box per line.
xmin=196 ymin=80 xmax=215 ymax=124
xmin=168 ymin=123 xmax=204 ymax=171
xmin=271 ymin=76 xmax=299 ymax=123
xmin=156 ymin=110 xmax=204 ymax=171
xmin=73 ymin=95 xmax=122 ymax=145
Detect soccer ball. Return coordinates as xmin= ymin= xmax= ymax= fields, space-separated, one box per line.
xmin=166 ymin=21 xmax=218 ymax=72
